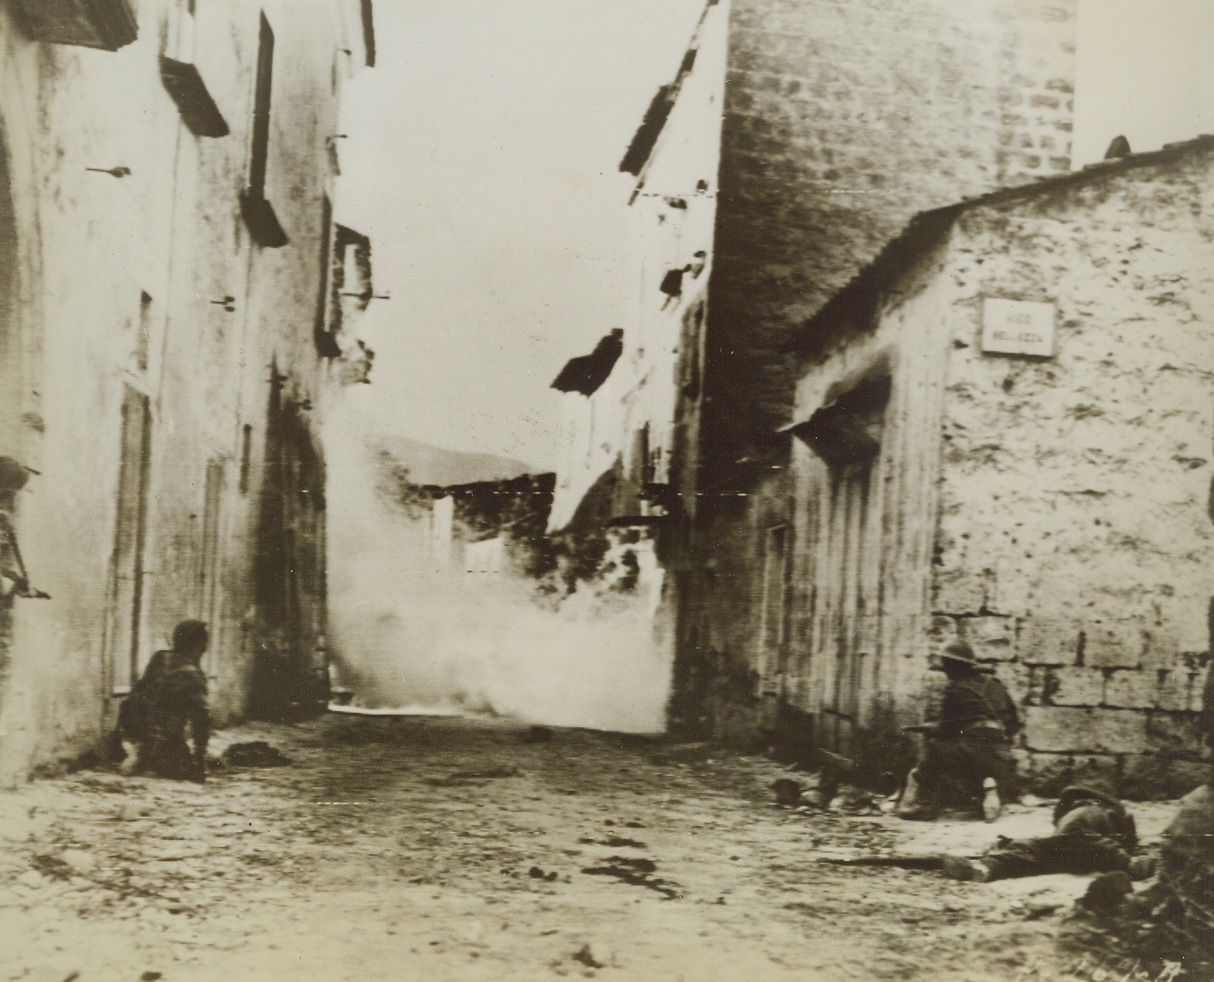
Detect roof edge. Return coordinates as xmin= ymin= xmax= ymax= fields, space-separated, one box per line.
xmin=619 ymin=0 xmax=720 ymax=181
xmin=788 ymin=133 xmax=1214 ymax=354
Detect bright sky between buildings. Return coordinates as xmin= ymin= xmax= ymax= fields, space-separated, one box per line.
xmin=337 ymin=0 xmax=1212 ymax=473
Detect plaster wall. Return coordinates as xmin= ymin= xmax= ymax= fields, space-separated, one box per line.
xmin=0 ymin=0 xmax=367 ymax=782
xmin=549 ymin=0 xmax=727 ymax=534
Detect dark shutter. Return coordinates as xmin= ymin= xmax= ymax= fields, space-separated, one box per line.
xmin=12 ymin=0 xmax=137 ymax=51
xmin=249 ymin=13 xmax=274 ymax=198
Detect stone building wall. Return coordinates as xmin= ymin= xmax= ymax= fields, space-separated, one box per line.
xmin=779 ymin=144 xmax=1214 ymax=796
xmin=705 ymin=0 xmax=1079 ymax=467
xmin=668 ymin=466 xmax=790 ymax=743
xmin=933 ymin=148 xmax=1214 ymax=796
xmin=0 ymin=0 xmax=370 ymax=782
xmin=677 ymin=0 xmax=1080 ymax=749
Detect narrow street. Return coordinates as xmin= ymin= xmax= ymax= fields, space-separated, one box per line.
xmin=0 ymin=714 xmax=1179 ymax=982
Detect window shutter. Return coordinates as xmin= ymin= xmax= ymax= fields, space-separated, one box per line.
xmin=12 ymin=0 xmax=138 ymax=51
xmin=160 ymin=58 xmax=230 ymax=138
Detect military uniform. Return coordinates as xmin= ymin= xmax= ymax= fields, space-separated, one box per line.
xmin=112 ymin=649 xmax=169 ymax=756
xmin=975 ymin=786 xmax=1138 ymax=881
xmin=140 ymin=649 xmax=210 ymax=781
xmin=915 ymin=671 xmax=1020 ymax=807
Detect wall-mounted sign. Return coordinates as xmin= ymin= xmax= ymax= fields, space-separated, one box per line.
xmin=981 ymin=298 xmax=1056 ymax=357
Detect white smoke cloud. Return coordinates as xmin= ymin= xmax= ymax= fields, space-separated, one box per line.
xmin=322 ymin=392 xmax=672 ymax=733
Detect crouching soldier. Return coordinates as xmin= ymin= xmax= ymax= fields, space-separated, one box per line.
xmin=108 ymin=648 xmax=169 ymax=763
xmin=898 ymin=641 xmax=1020 ymax=822
xmin=942 ymin=786 xmax=1151 ymax=882
xmin=130 ymin=620 xmax=211 ymax=782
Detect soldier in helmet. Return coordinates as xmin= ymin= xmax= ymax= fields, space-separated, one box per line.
xmin=941 ymin=786 xmax=1150 ymax=882
xmin=898 ymin=640 xmax=1020 ymax=821
xmin=129 ymin=620 xmax=211 ymax=782
xmin=0 ymin=456 xmax=47 ymax=600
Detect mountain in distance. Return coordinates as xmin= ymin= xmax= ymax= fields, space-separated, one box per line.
xmin=371 ymin=433 xmax=540 ymax=487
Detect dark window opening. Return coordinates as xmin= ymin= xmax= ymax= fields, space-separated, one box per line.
xmin=239 ymin=424 xmax=253 ymax=494
xmin=632 ymin=424 xmax=652 ymax=486
xmin=249 ymin=13 xmax=273 ymax=196
xmin=360 ymin=0 xmax=376 ymax=67
xmin=324 ymin=226 xmax=375 ymax=381
xmin=240 ymin=13 xmax=287 ymax=247
xmin=314 ymin=196 xmax=340 ymax=358
xmin=791 ymin=375 xmax=891 ymax=468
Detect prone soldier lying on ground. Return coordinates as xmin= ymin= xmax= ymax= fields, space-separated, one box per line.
xmin=112 ymin=619 xmax=211 ymax=783
xmin=940 ymin=785 xmax=1155 ymax=883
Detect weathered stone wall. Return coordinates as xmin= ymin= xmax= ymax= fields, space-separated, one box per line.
xmin=774 ymin=148 xmax=1214 ymax=796
xmin=705 ymin=0 xmax=1078 ymax=468
xmin=0 ymin=0 xmax=368 ymax=781
xmin=676 ymin=0 xmax=1079 ymax=749
xmin=934 ymin=151 xmax=1214 ymax=796
xmin=670 ymin=469 xmax=791 ymax=743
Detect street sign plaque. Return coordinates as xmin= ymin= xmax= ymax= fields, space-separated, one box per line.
xmin=981 ymin=298 xmax=1056 ymax=357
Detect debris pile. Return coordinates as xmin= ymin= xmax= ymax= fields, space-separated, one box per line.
xmin=221 ymin=742 xmax=292 ymax=768
xmin=769 ymin=773 xmax=885 ymax=815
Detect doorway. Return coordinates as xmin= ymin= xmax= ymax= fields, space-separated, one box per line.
xmin=106 ymin=386 xmax=152 ymax=693
xmin=197 ymin=458 xmax=224 ymax=678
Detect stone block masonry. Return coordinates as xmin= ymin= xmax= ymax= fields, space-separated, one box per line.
xmin=678 ymin=0 xmax=1080 ymax=764
xmin=1024 ymin=707 xmax=1147 ymax=755
xmin=1016 ymin=617 xmax=1083 ymax=666
xmin=703 ymin=0 xmax=1078 ymax=470
xmin=1014 ymin=749 xmax=1210 ymax=800
xmin=930 ymin=148 xmax=1214 ymax=794
xmin=770 ymin=142 xmax=1214 ymax=799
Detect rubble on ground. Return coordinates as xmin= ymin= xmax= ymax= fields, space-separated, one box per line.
xmin=220 ymin=741 xmax=292 ymax=768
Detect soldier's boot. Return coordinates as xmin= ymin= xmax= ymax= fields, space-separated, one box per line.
xmin=982 ymin=776 xmax=1002 ymax=823
xmin=898 ymin=769 xmax=935 ymax=820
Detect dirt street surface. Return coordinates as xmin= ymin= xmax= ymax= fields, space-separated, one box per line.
xmin=0 ymin=715 xmax=1183 ymax=982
